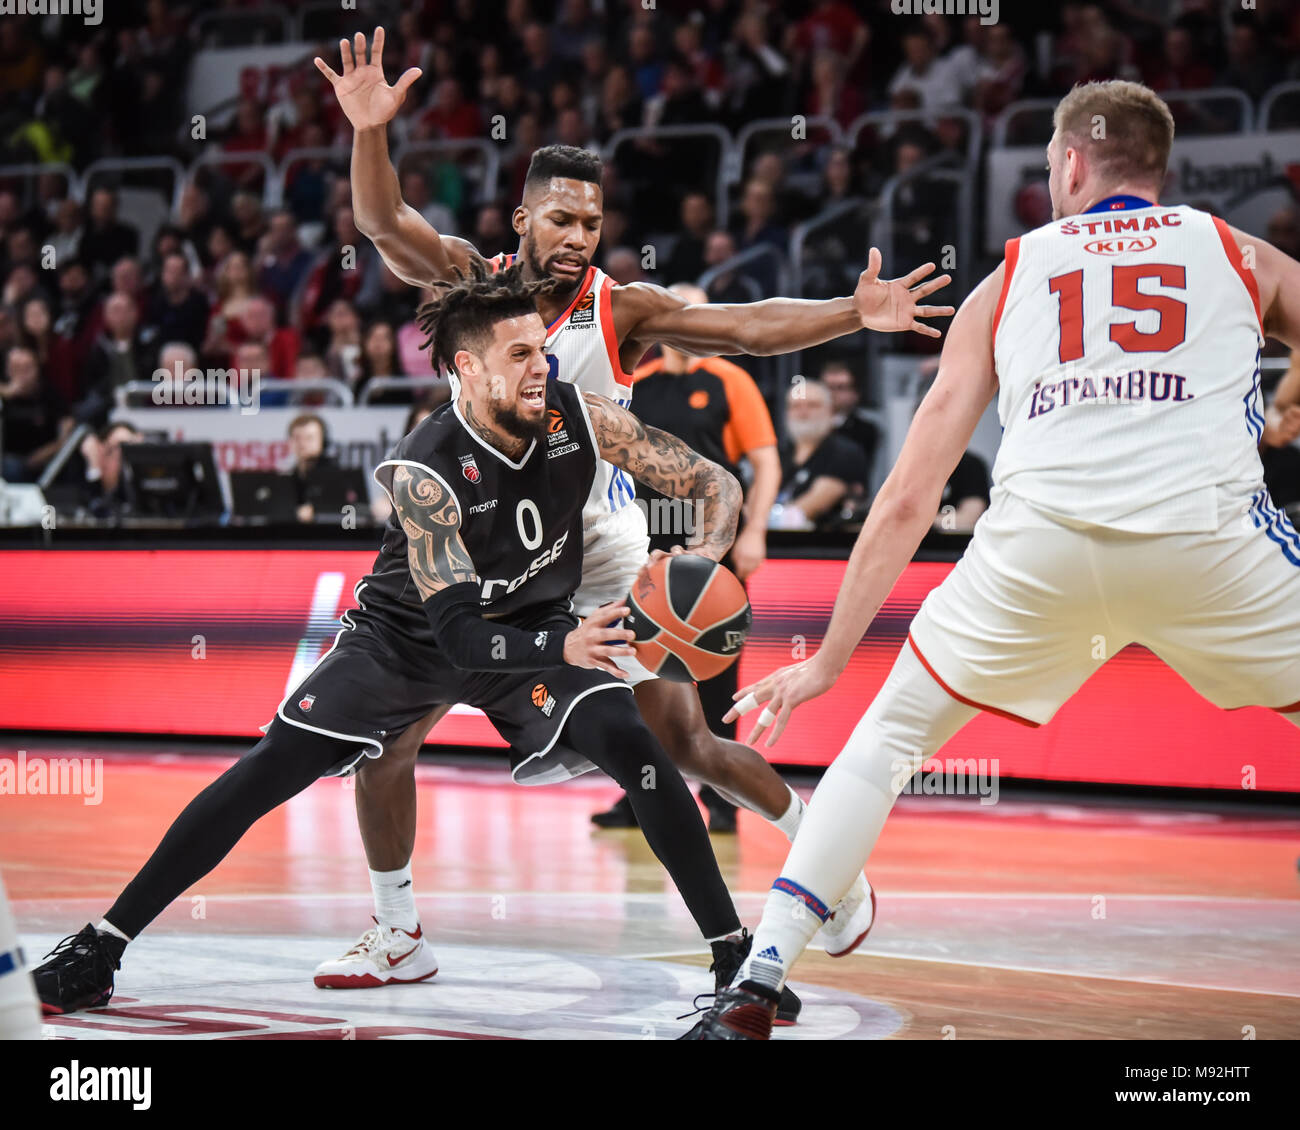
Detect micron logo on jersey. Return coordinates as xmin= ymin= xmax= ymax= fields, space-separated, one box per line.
xmin=480 ymin=530 xmax=570 ymax=598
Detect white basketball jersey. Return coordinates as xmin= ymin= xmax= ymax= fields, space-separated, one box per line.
xmin=991 ymin=199 xmax=1266 ymax=533
xmin=489 ymin=254 xmax=638 ymax=526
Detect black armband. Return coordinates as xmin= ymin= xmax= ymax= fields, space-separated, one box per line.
xmin=422 ymin=582 xmax=568 ymax=671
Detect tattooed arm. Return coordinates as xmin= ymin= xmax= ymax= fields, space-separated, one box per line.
xmin=389 ymin=464 xmax=478 ymax=598
xmin=389 ymin=463 xmax=635 ymax=674
xmin=583 ymin=392 xmax=742 ymax=562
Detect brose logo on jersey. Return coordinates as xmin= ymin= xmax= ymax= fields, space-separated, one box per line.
xmin=480 ymin=530 xmax=570 ymax=599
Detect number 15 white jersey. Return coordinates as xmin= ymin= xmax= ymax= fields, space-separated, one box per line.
xmin=991 ymin=200 xmax=1265 ymax=534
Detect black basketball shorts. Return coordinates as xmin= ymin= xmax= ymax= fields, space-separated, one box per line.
xmin=273 ymin=603 xmax=632 ymax=784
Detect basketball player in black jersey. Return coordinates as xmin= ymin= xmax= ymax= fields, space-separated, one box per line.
xmin=306 ymin=31 xmax=953 ymax=979
xmin=31 ymin=264 xmax=802 ymax=1021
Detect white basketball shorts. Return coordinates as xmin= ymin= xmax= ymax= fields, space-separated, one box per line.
xmin=575 ymin=502 xmax=656 ymax=685
xmin=908 ymin=484 xmax=1300 ymax=727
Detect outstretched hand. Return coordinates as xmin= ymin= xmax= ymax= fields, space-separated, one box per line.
xmin=723 ymin=654 xmax=838 ymax=748
xmin=853 ymin=248 xmax=955 ymax=338
xmin=314 ymin=28 xmax=421 ymax=132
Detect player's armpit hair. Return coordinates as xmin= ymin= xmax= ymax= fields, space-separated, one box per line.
xmin=389 ymin=464 xmax=479 ymax=599
xmin=583 ymin=392 xmax=741 ymax=557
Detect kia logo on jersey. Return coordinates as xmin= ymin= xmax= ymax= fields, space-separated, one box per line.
xmin=1085 ymin=236 xmax=1158 ymax=256
xmin=459 ymin=454 xmax=481 ymax=483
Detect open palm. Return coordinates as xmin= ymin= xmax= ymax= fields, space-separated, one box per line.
xmin=315 ymin=28 xmax=421 ymax=132
xmin=853 ymin=247 xmax=955 ymax=338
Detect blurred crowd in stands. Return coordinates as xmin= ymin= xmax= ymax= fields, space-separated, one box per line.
xmin=2 ymin=0 xmax=1299 ymax=529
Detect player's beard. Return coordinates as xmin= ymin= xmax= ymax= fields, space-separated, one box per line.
xmin=524 ymin=232 xmax=586 ymax=298
xmin=490 ymin=394 xmax=548 ymax=446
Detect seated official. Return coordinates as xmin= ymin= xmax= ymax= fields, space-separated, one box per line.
xmin=286 ymin=412 xmax=338 ymax=523
xmin=773 ymin=378 xmax=869 ymax=531
xmin=78 ymin=421 xmax=143 ymax=518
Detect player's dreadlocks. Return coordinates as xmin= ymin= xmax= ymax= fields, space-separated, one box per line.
xmin=415 ymin=259 xmax=558 ymax=375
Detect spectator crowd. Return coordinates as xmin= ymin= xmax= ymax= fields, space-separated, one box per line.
xmin=2 ymin=0 xmax=1299 ymax=526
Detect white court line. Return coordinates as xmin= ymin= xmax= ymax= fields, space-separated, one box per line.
xmin=623 ymin=946 xmax=1300 ymax=999
xmin=19 ymin=890 xmax=1300 ymax=905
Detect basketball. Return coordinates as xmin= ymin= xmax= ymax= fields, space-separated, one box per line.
xmin=624 ymin=554 xmax=752 ymax=682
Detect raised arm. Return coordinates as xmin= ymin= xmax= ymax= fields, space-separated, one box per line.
xmin=316 ymin=29 xmax=479 ymax=287
xmin=725 ymin=262 xmax=1004 ymax=745
xmin=583 ymin=392 xmax=742 ymax=562
xmin=612 ymin=247 xmax=953 ymax=365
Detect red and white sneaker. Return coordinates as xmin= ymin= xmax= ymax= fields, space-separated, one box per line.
xmin=313 ymin=918 xmax=439 ymax=989
xmin=815 ymin=873 xmax=876 ymax=958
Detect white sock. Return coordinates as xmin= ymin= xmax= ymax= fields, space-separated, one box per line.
xmin=740 ymin=644 xmax=977 ymax=989
xmin=96 ymin=918 xmax=131 ymax=943
xmin=771 ymin=787 xmax=804 ymax=842
xmin=369 ymin=865 xmax=419 ymax=933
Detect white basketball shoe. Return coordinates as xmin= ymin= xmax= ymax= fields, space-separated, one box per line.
xmin=313 ymin=918 xmax=439 ymax=989
xmin=815 ymin=873 xmax=876 ymax=958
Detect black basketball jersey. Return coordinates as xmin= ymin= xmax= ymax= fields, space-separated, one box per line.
xmin=364 ymin=380 xmax=598 ymax=646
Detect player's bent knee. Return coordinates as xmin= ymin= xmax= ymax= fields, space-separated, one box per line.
xmin=831 ymin=644 xmax=979 ymax=797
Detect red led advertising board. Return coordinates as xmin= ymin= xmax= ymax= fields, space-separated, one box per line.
xmin=0 ymin=550 xmax=1294 ymax=790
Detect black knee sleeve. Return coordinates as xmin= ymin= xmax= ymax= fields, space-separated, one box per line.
xmin=106 ymin=720 xmax=356 ymax=938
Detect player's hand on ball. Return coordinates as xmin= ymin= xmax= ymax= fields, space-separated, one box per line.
xmin=314 ymin=28 xmax=421 ymax=131
xmin=564 ymin=602 xmax=636 ymax=679
xmin=633 ymin=545 xmax=694 ymax=591
xmin=853 ymin=247 xmax=955 ymax=339
xmin=724 ymin=654 xmax=837 ymax=747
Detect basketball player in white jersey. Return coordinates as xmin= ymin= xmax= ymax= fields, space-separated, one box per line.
xmin=311 ymin=30 xmax=953 ymax=996
xmin=684 ymin=79 xmax=1300 ymax=1038
xmin=0 ymin=873 xmax=41 ymax=1038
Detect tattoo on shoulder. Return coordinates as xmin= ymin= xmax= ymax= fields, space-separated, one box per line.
xmin=391 ymin=464 xmax=477 ymax=598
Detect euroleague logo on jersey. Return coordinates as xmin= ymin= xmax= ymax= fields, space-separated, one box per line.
xmin=1085 ymin=235 xmax=1158 ymax=256
xmin=569 ymin=291 xmax=596 ymax=325
xmin=531 ymin=682 xmax=558 ymax=717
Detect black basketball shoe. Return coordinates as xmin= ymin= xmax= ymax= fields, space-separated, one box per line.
xmin=590 ymin=792 xmax=639 ymax=828
xmin=33 ymin=924 xmax=124 ymax=1015
xmin=679 ymin=980 xmax=780 ymax=1040
xmin=707 ymin=929 xmax=799 ymax=1025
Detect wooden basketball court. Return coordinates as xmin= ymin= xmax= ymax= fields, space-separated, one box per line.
xmin=6 ymin=743 xmax=1299 ymax=1040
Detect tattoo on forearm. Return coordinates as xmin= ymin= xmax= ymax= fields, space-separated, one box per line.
xmin=391 ymin=464 xmax=478 ymax=599
xmin=585 ymin=392 xmax=741 ymax=556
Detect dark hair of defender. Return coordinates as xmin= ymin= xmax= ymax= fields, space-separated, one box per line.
xmin=414 ymin=260 xmax=557 ymax=375
xmin=523 ymin=144 xmax=603 ymax=192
